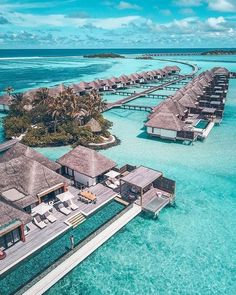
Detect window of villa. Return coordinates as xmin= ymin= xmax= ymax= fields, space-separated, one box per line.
xmin=0 ymin=227 xmax=21 ymax=250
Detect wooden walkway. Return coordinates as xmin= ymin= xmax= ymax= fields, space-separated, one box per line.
xmin=105 ymin=76 xmax=187 ymax=111
xmin=0 ymin=139 xmax=18 ymax=153
xmin=120 ymin=104 xmax=153 ymax=111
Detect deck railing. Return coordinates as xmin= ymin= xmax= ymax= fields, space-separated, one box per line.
xmin=16 ymin=203 xmax=135 ymax=295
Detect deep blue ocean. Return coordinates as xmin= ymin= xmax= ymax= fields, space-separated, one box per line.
xmin=0 ymin=48 xmax=236 ymax=58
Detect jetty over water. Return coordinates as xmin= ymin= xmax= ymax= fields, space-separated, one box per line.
xmin=105 ymin=76 xmax=189 ymax=111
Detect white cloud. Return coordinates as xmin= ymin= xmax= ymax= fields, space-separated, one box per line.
xmin=173 ymin=0 xmax=202 ymax=7
xmin=5 ymin=12 xmax=141 ymax=30
xmin=207 ymin=16 xmax=226 ymax=29
xmin=117 ymin=1 xmax=142 ymax=10
xmin=208 ymin=0 xmax=236 ymax=12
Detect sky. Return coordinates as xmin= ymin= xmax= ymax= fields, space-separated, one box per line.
xmin=0 ymin=0 xmax=236 ymax=49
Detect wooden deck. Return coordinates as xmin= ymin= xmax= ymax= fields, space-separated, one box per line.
xmin=0 ymin=184 xmax=118 ymax=275
xmin=69 ymin=184 xmax=118 ymax=216
xmin=136 ymin=187 xmax=171 ymax=215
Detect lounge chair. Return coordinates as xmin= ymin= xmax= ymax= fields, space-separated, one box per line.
xmin=110 ymin=178 xmax=120 ymax=186
xmin=105 ymin=180 xmax=117 ymax=189
xmin=66 ymin=199 xmax=79 ymax=211
xmin=58 ymin=203 xmax=71 ymax=215
xmin=44 ymin=211 xmax=57 ymax=223
xmin=33 ymin=215 xmax=47 ymax=229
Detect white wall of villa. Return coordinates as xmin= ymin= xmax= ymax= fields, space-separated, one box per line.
xmin=74 ymin=170 xmax=96 ymax=187
xmin=147 ymin=126 xmax=177 ymax=139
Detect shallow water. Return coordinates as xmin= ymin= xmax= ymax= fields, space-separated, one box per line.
xmin=0 ymin=54 xmax=236 ymax=295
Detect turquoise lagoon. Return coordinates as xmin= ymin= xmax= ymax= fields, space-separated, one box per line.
xmin=0 ymin=55 xmax=235 ymax=295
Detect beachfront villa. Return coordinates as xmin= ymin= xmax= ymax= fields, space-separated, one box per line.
xmin=57 ymin=145 xmax=116 ymax=188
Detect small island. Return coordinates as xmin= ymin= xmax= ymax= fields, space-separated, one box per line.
xmin=201 ymin=49 xmax=236 ymax=55
xmin=83 ymin=53 xmax=125 ymax=58
xmin=3 ymin=87 xmax=116 ymax=149
xmin=135 ymin=55 xmax=154 ymax=60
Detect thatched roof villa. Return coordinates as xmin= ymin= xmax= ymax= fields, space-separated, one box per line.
xmin=0 ymin=142 xmax=61 ymax=172
xmin=57 ymin=145 xmax=116 ymax=188
xmin=0 ymin=198 xmax=32 ymax=250
xmin=85 ymin=118 xmax=102 ymax=134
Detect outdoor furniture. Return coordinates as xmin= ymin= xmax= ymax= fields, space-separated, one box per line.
xmin=110 ymin=178 xmax=119 ymax=186
xmin=66 ymin=199 xmax=79 ymax=211
xmin=44 ymin=211 xmax=57 ymax=223
xmin=33 ymin=215 xmax=47 ymax=229
xmin=58 ymin=203 xmax=71 ymax=215
xmin=80 ymin=191 xmax=97 ymax=203
xmin=105 ymin=180 xmax=117 ymax=190
xmin=0 ymin=250 xmax=6 ymax=260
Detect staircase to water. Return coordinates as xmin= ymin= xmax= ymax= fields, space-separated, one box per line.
xmin=66 ymin=212 xmax=86 ymax=228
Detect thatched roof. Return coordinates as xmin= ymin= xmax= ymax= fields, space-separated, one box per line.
xmin=212 ymin=67 xmax=229 ymax=75
xmin=71 ymin=84 xmax=85 ymax=93
xmin=85 ymin=118 xmax=102 ymax=133
xmin=48 ymin=84 xmax=67 ymax=97
xmin=121 ymin=166 xmax=162 ymax=189
xmin=0 ymin=142 xmax=61 ymax=171
xmin=0 ymin=156 xmax=69 ymax=208
xmin=178 ymin=94 xmax=198 ymax=108
xmin=0 ymin=94 xmax=11 ymax=105
xmin=57 ymin=145 xmax=116 ymax=178
xmin=146 ymin=111 xmax=185 ymax=131
xmin=0 ymin=198 xmax=32 ymax=229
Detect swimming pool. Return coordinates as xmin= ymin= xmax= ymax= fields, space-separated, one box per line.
xmin=0 ymin=200 xmax=125 ymax=295
xmin=195 ymin=120 xmax=209 ymax=129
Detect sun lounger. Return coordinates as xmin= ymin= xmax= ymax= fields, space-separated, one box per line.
xmin=33 ymin=215 xmax=47 ymax=229
xmin=110 ymin=178 xmax=120 ymax=186
xmin=44 ymin=211 xmax=57 ymax=223
xmin=105 ymin=180 xmax=118 ymax=189
xmin=66 ymin=199 xmax=79 ymax=211
xmin=58 ymin=203 xmax=71 ymax=215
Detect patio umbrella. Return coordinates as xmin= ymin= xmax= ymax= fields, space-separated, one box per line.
xmin=33 ymin=203 xmax=52 ymax=216
xmin=57 ymin=191 xmax=75 ymax=203
xmin=104 ymin=170 xmax=120 ymax=179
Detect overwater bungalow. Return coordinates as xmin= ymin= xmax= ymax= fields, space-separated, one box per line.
xmin=48 ymin=84 xmax=67 ymax=97
xmin=78 ymin=81 xmax=92 ymax=91
xmin=119 ymin=166 xmax=175 ymax=215
xmin=71 ymin=84 xmax=86 ymax=95
xmin=57 ymin=146 xmax=116 ymax=188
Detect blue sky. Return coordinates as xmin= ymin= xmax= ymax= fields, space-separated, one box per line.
xmin=0 ymin=0 xmax=236 ymax=48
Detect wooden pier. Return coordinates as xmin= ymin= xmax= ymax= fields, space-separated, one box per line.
xmin=105 ymin=76 xmax=187 ymax=111
xmin=0 ymin=139 xmax=18 ymax=153
xmin=120 ymin=104 xmax=152 ymax=111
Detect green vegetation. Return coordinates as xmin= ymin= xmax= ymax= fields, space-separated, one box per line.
xmin=4 ymin=87 xmax=114 ymax=148
xmin=135 ymin=56 xmax=154 ymax=60
xmin=83 ymin=53 xmax=125 ymax=58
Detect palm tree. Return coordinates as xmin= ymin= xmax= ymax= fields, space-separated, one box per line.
xmin=33 ymin=88 xmax=50 ymax=106
xmin=81 ymin=90 xmax=106 ymax=118
xmin=47 ymin=93 xmax=66 ymax=133
xmin=4 ymin=86 xmax=14 ymax=97
xmin=10 ymin=93 xmax=29 ymax=114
